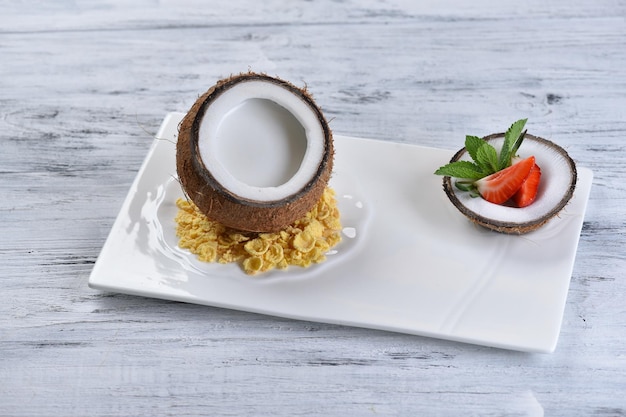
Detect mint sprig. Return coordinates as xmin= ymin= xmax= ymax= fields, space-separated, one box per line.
xmin=433 ymin=160 xmax=485 ymax=180
xmin=476 ymin=141 xmax=499 ymax=173
xmin=498 ymin=118 xmax=527 ymax=170
xmin=434 ymin=119 xmax=528 ymax=191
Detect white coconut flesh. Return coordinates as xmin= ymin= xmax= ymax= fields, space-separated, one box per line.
xmin=197 ymin=80 xmax=325 ymax=202
xmin=448 ymin=134 xmax=576 ymax=229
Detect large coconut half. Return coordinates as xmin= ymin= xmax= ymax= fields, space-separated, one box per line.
xmin=442 ymin=133 xmax=577 ymax=234
xmin=176 ymin=72 xmax=334 ymax=233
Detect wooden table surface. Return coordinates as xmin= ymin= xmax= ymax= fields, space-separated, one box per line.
xmin=1 ymin=1 xmax=625 ymax=415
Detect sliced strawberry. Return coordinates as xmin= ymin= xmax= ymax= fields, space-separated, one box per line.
xmin=475 ymin=156 xmax=535 ymax=205
xmin=511 ymin=163 xmax=541 ymax=207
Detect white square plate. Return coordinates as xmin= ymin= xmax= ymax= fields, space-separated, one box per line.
xmin=89 ymin=112 xmax=593 ymax=353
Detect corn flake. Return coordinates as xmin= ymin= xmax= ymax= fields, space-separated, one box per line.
xmin=174 ymin=188 xmax=342 ymax=275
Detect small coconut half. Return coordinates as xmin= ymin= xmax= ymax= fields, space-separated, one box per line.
xmin=176 ymin=72 xmax=334 ymax=233
xmin=442 ymin=133 xmax=577 ymax=234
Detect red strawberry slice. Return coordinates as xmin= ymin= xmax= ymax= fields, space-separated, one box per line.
xmin=511 ymin=163 xmax=541 ymax=207
xmin=475 ymin=156 xmax=535 ymax=205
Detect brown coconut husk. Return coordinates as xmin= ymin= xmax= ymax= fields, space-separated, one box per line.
xmin=176 ymin=72 xmax=334 ymax=233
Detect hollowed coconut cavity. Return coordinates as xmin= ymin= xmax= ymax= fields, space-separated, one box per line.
xmin=209 ymin=98 xmax=307 ymax=190
xmin=443 ymin=133 xmax=577 ymax=234
xmin=176 ymin=72 xmax=334 ymax=233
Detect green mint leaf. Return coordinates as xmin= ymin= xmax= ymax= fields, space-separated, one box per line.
xmin=464 ymin=135 xmax=485 ymax=162
xmin=475 ymin=142 xmax=499 ymax=174
xmin=510 ymin=129 xmax=527 ymax=157
xmin=455 ymin=181 xmax=480 ymax=197
xmin=434 ymin=160 xmax=485 ymax=179
xmin=454 ymin=180 xmax=475 ymax=191
xmin=499 ymin=118 xmax=527 ymax=169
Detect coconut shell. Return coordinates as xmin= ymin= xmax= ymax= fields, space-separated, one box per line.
xmin=442 ymin=133 xmax=577 ymax=235
xmin=176 ymin=72 xmax=334 ymax=233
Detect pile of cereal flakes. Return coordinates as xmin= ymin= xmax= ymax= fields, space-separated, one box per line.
xmin=175 ymin=188 xmax=342 ymax=275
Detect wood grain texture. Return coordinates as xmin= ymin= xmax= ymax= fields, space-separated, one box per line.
xmin=1 ymin=1 xmax=625 ymax=416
